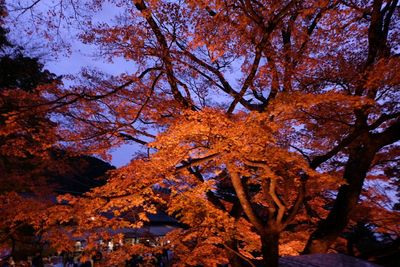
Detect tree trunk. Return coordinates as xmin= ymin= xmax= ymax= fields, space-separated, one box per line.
xmin=261 ymin=231 xmax=280 ymax=267
xmin=225 ymin=239 xmax=247 ymax=267
xmin=226 ymin=251 xmax=244 ymax=267
xmin=303 ymin=142 xmax=377 ymax=254
xmin=11 ymin=235 xmax=16 ymax=257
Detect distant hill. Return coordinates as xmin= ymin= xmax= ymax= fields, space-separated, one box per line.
xmin=0 ymin=149 xmax=114 ymax=195
xmin=47 ymin=151 xmax=115 ymax=194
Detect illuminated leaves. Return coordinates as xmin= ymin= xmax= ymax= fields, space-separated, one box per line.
xmin=2 ymin=0 xmax=399 ymax=264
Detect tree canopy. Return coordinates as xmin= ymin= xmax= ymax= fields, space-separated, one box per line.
xmin=1 ymin=0 xmax=399 ymax=266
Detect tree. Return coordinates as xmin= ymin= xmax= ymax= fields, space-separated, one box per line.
xmin=0 ymin=0 xmax=59 ymax=192
xmin=4 ymin=0 xmax=400 ymax=266
xmin=301 ymin=0 xmax=400 ymax=253
xmin=0 ymin=1 xmax=58 ymax=257
xmin=0 ymin=2 xmax=114 ymax=260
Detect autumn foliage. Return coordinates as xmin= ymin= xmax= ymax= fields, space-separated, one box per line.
xmin=1 ymin=0 xmax=400 ymax=266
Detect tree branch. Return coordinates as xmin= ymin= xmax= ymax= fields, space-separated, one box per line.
xmin=133 ymin=0 xmax=194 ymax=109
xmin=119 ymin=133 xmax=148 ymax=145
xmin=175 ymin=153 xmax=220 ymax=171
xmin=373 ymin=117 xmax=400 ymax=149
xmin=310 ymin=128 xmax=364 ymax=169
xmin=222 ymin=243 xmax=256 ymax=267
xmin=175 ymin=41 xmax=265 ymax=112
xmin=282 ymin=174 xmax=308 ymax=227
xmin=227 ymin=37 xmax=266 ymax=113
xmin=269 ymin=179 xmax=286 ymax=225
xmin=369 ymin=111 xmax=400 ymax=130
xmin=227 ymin=165 xmax=265 ymax=234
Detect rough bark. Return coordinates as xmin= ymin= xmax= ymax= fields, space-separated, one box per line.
xmin=261 ymin=230 xmax=280 ymax=267
xmin=303 ymin=139 xmax=378 ymax=253
xmin=225 ymin=239 xmax=248 ymax=267
xmin=228 ymin=166 xmax=282 ymax=267
xmin=303 ymin=114 xmax=399 ymax=253
xmin=303 ymin=0 xmax=400 ymax=253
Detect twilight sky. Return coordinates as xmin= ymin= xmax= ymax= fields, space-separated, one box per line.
xmin=45 ymin=42 xmax=140 ymax=167
xmin=5 ymin=0 xmax=240 ymax=167
xmin=6 ymin=1 xmax=141 ymax=167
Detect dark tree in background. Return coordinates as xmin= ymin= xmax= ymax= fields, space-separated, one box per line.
xmin=0 ymin=2 xmax=113 ymax=260
xmin=0 ymin=0 xmax=59 ymax=192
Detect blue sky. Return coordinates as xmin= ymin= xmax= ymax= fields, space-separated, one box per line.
xmin=47 ymin=46 xmax=141 ymax=167
xmin=5 ymin=0 xmax=244 ymax=167
xmin=5 ymin=1 xmax=140 ymax=167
